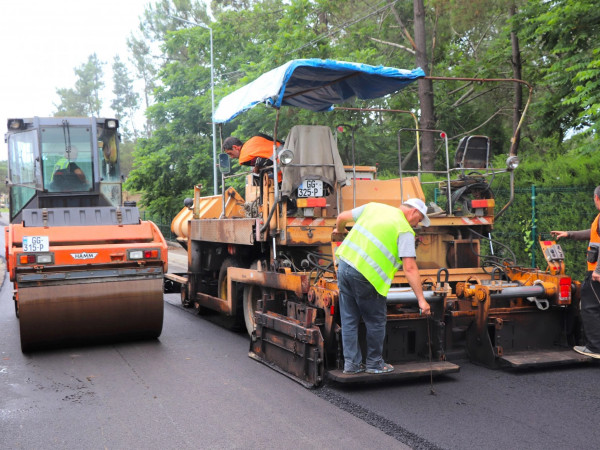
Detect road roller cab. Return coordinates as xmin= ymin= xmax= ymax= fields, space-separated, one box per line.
xmin=5 ymin=117 xmax=168 ymax=352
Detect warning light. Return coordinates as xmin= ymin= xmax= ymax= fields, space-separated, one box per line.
xmin=440 ymin=132 xmax=447 ymax=139
xmin=559 ymin=277 xmax=572 ymax=302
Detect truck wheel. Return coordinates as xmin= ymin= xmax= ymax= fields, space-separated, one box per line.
xmin=243 ymin=284 xmax=263 ymax=336
xmin=243 ymin=260 xmax=267 ymax=336
xmin=218 ymin=257 xmax=245 ymax=330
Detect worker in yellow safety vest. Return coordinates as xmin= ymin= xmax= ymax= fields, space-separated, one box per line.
xmin=334 ymin=199 xmax=431 ymax=374
xmin=51 ymin=145 xmax=87 ymax=185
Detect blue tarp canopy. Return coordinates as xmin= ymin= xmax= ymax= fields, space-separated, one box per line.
xmin=214 ymin=59 xmax=425 ymax=123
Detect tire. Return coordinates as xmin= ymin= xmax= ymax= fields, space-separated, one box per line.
xmin=218 ymin=257 xmax=245 ymax=330
xmin=242 ymin=260 xmax=268 ymax=336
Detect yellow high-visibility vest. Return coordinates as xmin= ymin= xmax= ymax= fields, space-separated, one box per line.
xmin=51 ymin=158 xmax=70 ymax=181
xmin=336 ymin=203 xmax=414 ymax=296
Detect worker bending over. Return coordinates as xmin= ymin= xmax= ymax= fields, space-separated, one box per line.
xmin=222 ymin=134 xmax=281 ymax=173
xmin=334 ymin=199 xmax=431 ymax=374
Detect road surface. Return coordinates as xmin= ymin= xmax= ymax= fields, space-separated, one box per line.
xmin=1 ymin=234 xmax=599 ymax=449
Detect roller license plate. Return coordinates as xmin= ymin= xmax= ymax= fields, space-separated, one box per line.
xmin=23 ymin=236 xmax=49 ymax=252
xmin=298 ymin=179 xmax=323 ymax=197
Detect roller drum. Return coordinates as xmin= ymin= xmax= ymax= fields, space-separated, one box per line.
xmin=18 ymin=277 xmax=164 ymax=352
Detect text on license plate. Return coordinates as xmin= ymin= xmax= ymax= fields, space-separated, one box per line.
xmin=298 ymin=179 xmax=323 ymax=197
xmin=23 ymin=236 xmax=49 ymax=252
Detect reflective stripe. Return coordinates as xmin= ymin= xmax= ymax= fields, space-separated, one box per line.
xmin=353 ymin=223 xmax=401 ymax=270
xmin=51 ymin=158 xmax=70 ymax=181
xmin=588 ymin=214 xmax=600 ymax=272
xmin=336 ymin=203 xmax=413 ymax=297
xmin=344 ymin=240 xmax=393 ymax=285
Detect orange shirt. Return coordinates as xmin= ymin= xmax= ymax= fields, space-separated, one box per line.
xmin=239 ymin=136 xmax=279 ymax=166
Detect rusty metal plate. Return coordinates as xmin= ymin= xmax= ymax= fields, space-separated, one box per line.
xmin=190 ymin=218 xmax=256 ymax=244
xmin=327 ymin=361 xmax=460 ymax=384
xmin=250 ymin=310 xmax=325 ymax=388
xmin=500 ymin=350 xmax=596 ymax=369
xmin=228 ymin=267 xmax=309 ymax=298
xmin=18 ymin=277 xmax=164 ymax=352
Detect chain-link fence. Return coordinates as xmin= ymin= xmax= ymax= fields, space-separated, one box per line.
xmin=146 ymin=184 xmax=597 ymax=281
xmin=481 ymin=185 xmax=595 ymax=281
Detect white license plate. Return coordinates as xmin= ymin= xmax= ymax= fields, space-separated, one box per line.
xmin=23 ymin=236 xmax=49 ymax=252
xmin=298 ymin=179 xmax=323 ymax=197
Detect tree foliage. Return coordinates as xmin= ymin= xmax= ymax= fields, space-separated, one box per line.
xmin=55 ymin=53 xmax=105 ymax=116
xmin=113 ymin=0 xmax=600 ymax=257
xmin=519 ymin=0 xmax=600 ymax=144
xmin=111 ymin=55 xmax=140 ymax=141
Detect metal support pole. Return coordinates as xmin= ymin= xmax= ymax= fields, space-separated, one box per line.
xmin=208 ymin=27 xmax=217 ymax=195
xmin=531 ymin=184 xmax=537 ymax=268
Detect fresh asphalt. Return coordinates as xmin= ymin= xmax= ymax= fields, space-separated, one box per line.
xmin=2 ymin=224 xmax=599 ymax=449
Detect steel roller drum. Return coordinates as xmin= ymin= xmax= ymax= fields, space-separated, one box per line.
xmin=18 ymin=277 xmax=164 ymax=352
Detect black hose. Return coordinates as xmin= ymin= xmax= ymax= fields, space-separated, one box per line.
xmin=260 ymin=200 xmax=279 ymax=234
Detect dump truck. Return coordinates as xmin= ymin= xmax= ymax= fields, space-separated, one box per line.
xmin=165 ymin=59 xmax=592 ymax=387
xmin=5 ymin=117 xmax=168 ymax=352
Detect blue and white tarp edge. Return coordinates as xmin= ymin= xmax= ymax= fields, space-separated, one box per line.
xmin=214 ymin=59 xmax=425 ymax=124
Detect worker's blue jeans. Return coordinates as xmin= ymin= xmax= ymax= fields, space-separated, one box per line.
xmin=337 ymin=260 xmax=387 ymax=371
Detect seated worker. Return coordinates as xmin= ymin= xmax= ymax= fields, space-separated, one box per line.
xmin=51 ymin=145 xmax=87 ymax=189
xmin=222 ymin=134 xmax=282 ymax=173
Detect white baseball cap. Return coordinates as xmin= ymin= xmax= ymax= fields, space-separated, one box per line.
xmin=403 ymin=198 xmax=431 ymax=227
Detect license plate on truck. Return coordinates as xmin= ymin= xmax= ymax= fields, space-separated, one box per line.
xmin=23 ymin=236 xmax=49 ymax=252
xmin=298 ymin=179 xmax=323 ymax=197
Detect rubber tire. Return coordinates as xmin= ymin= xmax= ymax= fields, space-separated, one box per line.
xmin=242 ymin=260 xmax=268 ymax=336
xmin=218 ymin=257 xmax=245 ymax=330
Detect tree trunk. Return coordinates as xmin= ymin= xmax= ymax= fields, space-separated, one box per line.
xmin=413 ymin=0 xmax=436 ymax=170
xmin=509 ymin=3 xmax=522 ymax=156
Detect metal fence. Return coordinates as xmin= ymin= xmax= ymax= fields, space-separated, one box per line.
xmin=480 ymin=185 xmax=595 ymax=280
xmin=146 ymin=184 xmax=597 ymax=281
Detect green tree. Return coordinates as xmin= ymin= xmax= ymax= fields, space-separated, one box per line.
xmin=55 ymin=53 xmax=105 ymax=116
xmin=123 ymin=0 xmax=599 ymax=238
xmin=119 ymin=141 xmax=136 ymax=178
xmin=125 ymin=1 xmax=216 ymax=215
xmin=111 ymin=55 xmax=140 ymax=140
xmin=518 ymin=0 xmax=600 ymax=144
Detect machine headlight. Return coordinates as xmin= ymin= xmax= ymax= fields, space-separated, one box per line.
xmin=506 ymin=156 xmax=519 ymax=171
xmin=7 ymin=119 xmax=25 ymax=130
xmin=278 ymin=148 xmax=294 ymax=166
xmin=104 ymin=119 xmax=119 ymax=129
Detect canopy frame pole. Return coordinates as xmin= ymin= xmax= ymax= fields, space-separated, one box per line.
xmin=270 ymin=108 xmax=281 ymax=266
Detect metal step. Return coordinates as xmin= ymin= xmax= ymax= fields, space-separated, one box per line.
xmin=327 ymin=361 xmax=460 ymax=384
xmin=500 ymin=349 xmax=596 ymax=369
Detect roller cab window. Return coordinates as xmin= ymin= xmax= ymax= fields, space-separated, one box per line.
xmin=41 ymin=125 xmax=93 ymax=193
xmin=7 ymin=130 xmax=41 ymax=220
